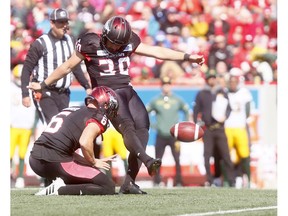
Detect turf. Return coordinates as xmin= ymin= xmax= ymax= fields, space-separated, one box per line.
xmin=11 ymin=187 xmax=277 ymax=216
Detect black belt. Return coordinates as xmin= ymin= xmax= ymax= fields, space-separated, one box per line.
xmin=46 ymin=86 xmax=69 ymax=94
xmin=207 ymin=123 xmax=224 ymax=130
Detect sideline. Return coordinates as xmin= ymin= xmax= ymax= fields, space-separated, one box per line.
xmin=177 ymin=206 xmax=277 ymax=216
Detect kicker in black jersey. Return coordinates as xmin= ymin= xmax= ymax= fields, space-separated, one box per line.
xmin=75 ymin=32 xmax=141 ymax=89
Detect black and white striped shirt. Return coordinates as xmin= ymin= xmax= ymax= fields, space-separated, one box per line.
xmin=21 ymin=30 xmax=89 ymax=98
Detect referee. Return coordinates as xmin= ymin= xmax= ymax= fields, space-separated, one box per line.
xmin=21 ymin=8 xmax=91 ymax=126
xmin=193 ymin=74 xmax=235 ymax=187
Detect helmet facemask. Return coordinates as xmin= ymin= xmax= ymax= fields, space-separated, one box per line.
xmin=105 ymin=94 xmax=119 ymax=119
xmin=85 ymin=86 xmax=119 ymax=120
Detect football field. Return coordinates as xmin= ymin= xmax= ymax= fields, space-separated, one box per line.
xmin=11 ymin=187 xmax=277 ymax=216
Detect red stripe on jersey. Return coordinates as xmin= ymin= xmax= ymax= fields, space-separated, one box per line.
xmin=86 ymin=118 xmax=105 ymax=133
xmin=61 ymin=161 xmax=101 ymax=178
xmin=80 ymin=52 xmax=91 ymax=61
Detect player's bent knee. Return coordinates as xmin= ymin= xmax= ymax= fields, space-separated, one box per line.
xmin=117 ymin=120 xmax=136 ymax=135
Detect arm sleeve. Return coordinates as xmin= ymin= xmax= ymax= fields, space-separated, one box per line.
xmin=71 ymin=64 xmax=91 ymax=90
xmin=21 ymin=40 xmax=43 ymax=98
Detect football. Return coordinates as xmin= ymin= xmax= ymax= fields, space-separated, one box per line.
xmin=170 ymin=121 xmax=204 ymax=142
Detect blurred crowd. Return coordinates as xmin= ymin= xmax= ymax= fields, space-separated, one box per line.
xmin=11 ymin=0 xmax=277 ymax=86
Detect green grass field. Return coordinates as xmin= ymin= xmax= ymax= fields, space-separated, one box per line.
xmin=11 ymin=187 xmax=277 ymax=216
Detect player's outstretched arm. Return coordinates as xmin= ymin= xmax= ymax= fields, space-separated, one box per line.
xmin=135 ymin=43 xmax=205 ymax=66
xmin=27 ymin=51 xmax=84 ymax=91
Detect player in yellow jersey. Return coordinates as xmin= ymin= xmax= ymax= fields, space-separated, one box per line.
xmin=225 ymin=75 xmax=253 ymax=188
xmin=10 ymin=64 xmax=36 ymax=188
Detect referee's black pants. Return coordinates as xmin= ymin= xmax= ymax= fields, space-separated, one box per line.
xmin=33 ymin=88 xmax=70 ymax=125
xmin=202 ymin=127 xmax=235 ymax=186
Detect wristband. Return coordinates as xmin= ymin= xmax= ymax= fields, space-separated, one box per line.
xmin=40 ymin=81 xmax=48 ymax=90
xmin=184 ymin=53 xmax=190 ymax=61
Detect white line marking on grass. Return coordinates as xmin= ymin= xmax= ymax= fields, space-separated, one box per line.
xmin=11 ymin=188 xmax=39 ymax=191
xmin=178 ymin=206 xmax=277 ymax=216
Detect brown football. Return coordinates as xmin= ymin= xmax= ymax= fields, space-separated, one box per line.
xmin=170 ymin=121 xmax=204 ymax=142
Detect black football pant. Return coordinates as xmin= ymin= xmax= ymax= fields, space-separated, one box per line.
xmin=111 ymin=86 xmax=151 ymax=183
xmin=29 ymin=153 xmax=115 ymax=195
xmin=202 ymin=128 xmax=235 ymax=186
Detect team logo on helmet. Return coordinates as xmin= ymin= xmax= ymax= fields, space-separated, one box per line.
xmin=85 ymin=86 xmax=119 ymax=119
xmin=103 ymin=20 xmax=111 ymax=34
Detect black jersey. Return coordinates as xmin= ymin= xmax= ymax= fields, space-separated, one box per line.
xmin=75 ymin=31 xmax=141 ymax=90
xmin=31 ymin=106 xmax=109 ymax=162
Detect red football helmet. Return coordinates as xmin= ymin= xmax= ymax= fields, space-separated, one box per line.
xmin=101 ymin=16 xmax=131 ymax=52
xmin=85 ymin=86 xmax=119 ymax=119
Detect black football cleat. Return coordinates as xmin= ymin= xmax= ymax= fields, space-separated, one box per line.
xmin=147 ymin=158 xmax=162 ymax=176
xmin=119 ymin=181 xmax=147 ymax=195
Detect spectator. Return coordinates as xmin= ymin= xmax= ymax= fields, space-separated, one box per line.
xmin=10 ymin=22 xmax=25 ymax=60
xmin=253 ymin=26 xmax=269 ymax=50
xmin=150 ymin=0 xmax=168 ymax=27
xmin=177 ymin=0 xmax=203 ymax=15
xmin=10 ymin=0 xmax=277 ymax=87
xmin=263 ymin=6 xmax=277 ymax=38
xmin=227 ymin=25 xmax=244 ymax=47
xmin=32 ymin=0 xmax=49 ymax=26
xmin=77 ymin=0 xmax=96 ymax=23
xmin=66 ymin=7 xmax=86 ymax=38
xmin=137 ymin=5 xmax=160 ymax=38
xmin=114 ymin=0 xmax=136 ymax=14
xmin=230 ymin=35 xmax=254 ymax=69
xmin=206 ymin=6 xmax=230 ymax=41
xmin=207 ymin=35 xmax=233 ymax=73
xmin=192 ymin=74 xmax=235 ymax=187
xmin=178 ymin=26 xmax=199 ymax=54
xmin=36 ymin=12 xmax=51 ymax=34
xmin=10 ymin=0 xmax=29 ymax=28
xmin=187 ymin=13 xmax=209 ymax=39
xmin=160 ymin=7 xmax=183 ymax=36
xmin=146 ymin=77 xmax=190 ymax=187
xmin=243 ymin=64 xmax=264 ymax=84
xmin=98 ymin=0 xmax=115 ymax=24
xmin=11 ymin=36 xmax=34 ymax=69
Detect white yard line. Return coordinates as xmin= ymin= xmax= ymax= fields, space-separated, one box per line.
xmin=178 ymin=206 xmax=277 ymax=216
